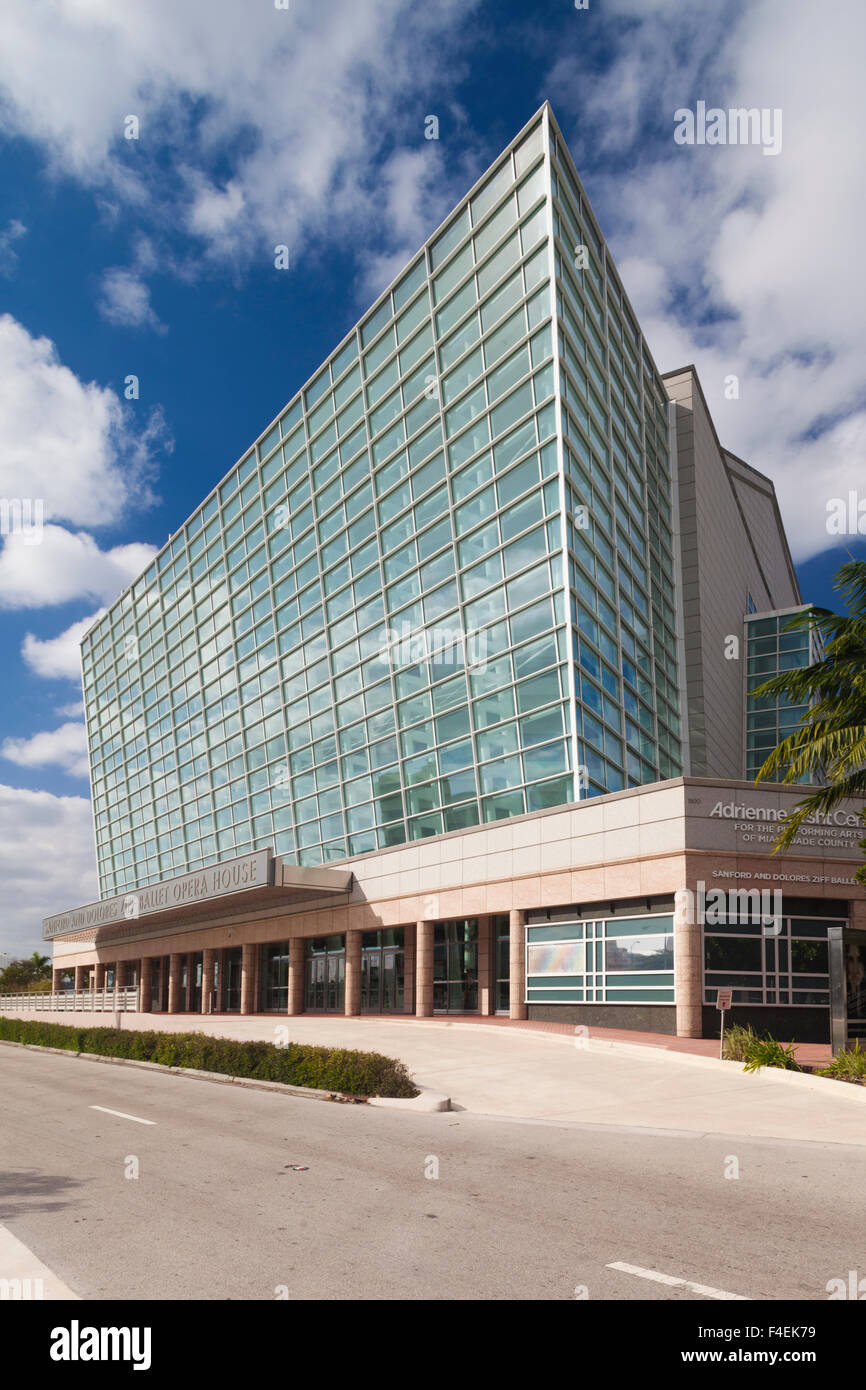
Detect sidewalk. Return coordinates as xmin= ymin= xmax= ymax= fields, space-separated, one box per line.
xmin=334 ymin=1013 xmax=834 ymax=1068
xmin=3 ymin=1005 xmax=857 ymax=1143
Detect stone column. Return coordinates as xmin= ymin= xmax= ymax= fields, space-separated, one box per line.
xmin=74 ymin=964 xmax=88 ymax=993
xmin=345 ymin=929 xmax=362 ymax=1016
xmin=415 ymin=920 xmax=434 ymax=1018
xmin=674 ymin=888 xmax=703 ymax=1038
xmin=95 ymin=962 xmax=107 ymax=991
xmin=202 ymin=949 xmax=216 ymax=1014
xmin=288 ymin=938 xmax=305 ymax=1015
xmin=138 ymin=959 xmax=152 ymax=1013
xmin=477 ymin=916 xmax=493 ymax=1015
xmin=240 ymin=943 xmax=257 ymax=1015
xmin=509 ymin=909 xmax=527 ymax=1020
xmin=52 ymin=968 xmax=63 ymax=992
xmin=168 ymin=953 xmax=182 ymax=1014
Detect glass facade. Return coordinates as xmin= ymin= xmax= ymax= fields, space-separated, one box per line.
xmin=703 ymin=904 xmax=848 ymax=1009
xmin=80 ymin=106 xmax=681 ymax=900
xmin=745 ymin=608 xmax=817 ymax=781
xmin=550 ymin=130 xmax=682 ymax=798
xmin=525 ymin=914 xmax=675 ymax=1005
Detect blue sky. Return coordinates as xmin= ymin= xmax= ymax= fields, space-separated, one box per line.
xmin=0 ymin=0 xmax=863 ymax=951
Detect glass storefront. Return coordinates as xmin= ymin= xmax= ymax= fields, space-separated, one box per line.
xmin=434 ymin=919 xmax=479 ymax=1012
xmin=305 ymin=936 xmax=345 ymax=1011
xmin=150 ymin=956 xmax=169 ymax=1012
xmin=190 ymin=952 xmax=203 ymax=1012
xmin=224 ymin=947 xmax=243 ymax=1012
xmin=703 ymin=902 xmax=845 ymax=1008
xmin=361 ymin=929 xmax=405 ymax=1012
xmin=261 ymin=942 xmax=290 ymax=1012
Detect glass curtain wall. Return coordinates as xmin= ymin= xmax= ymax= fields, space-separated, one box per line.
xmin=81 ymin=103 xmax=682 ymax=901
xmin=80 ymin=111 xmax=573 ymax=896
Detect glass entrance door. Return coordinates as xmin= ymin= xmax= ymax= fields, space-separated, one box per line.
xmin=190 ymin=952 xmax=203 ymax=1013
xmin=361 ymin=951 xmax=380 ymax=1011
xmin=381 ymin=948 xmax=404 ymax=1011
xmin=305 ymin=936 xmax=345 ymax=1011
xmin=434 ymin=919 xmax=479 ymax=1012
xmin=361 ymin=930 xmax=405 ymax=1012
xmin=307 ymin=955 xmax=326 ymax=1011
xmin=224 ymin=947 xmax=242 ymax=1012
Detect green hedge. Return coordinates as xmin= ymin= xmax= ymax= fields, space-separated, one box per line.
xmin=0 ymin=1016 xmax=418 ymax=1098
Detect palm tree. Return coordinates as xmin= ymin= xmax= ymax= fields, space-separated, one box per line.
xmin=752 ymin=559 xmax=866 ymax=881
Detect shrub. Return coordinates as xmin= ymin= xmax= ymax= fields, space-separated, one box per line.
xmin=723 ymin=1023 xmax=802 ymax=1071
xmin=722 ymin=1022 xmax=759 ymax=1062
xmin=816 ymin=1040 xmax=866 ymax=1084
xmin=741 ymin=1035 xmax=801 ymax=1073
xmin=0 ymin=1016 xmax=418 ymax=1098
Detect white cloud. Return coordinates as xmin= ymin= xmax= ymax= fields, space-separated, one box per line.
xmin=355 ymin=145 xmax=463 ymax=302
xmin=0 ymin=314 xmax=168 ymax=529
xmin=0 ymin=0 xmax=480 ymax=285
xmin=546 ymin=0 xmax=866 ymax=563
xmin=0 ymin=218 xmax=26 ymax=274
xmin=0 ymin=785 xmax=97 ymax=954
xmin=56 ymin=700 xmax=85 ymax=718
xmin=98 ymin=267 xmax=164 ymax=330
xmin=22 ymin=608 xmax=106 ymax=679
xmin=1 ymin=723 xmax=90 ymax=779
xmin=0 ymin=526 xmax=156 ymax=609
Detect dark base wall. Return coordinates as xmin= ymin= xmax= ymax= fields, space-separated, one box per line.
xmin=527 ymin=1004 xmax=677 ymax=1034
xmin=526 ymin=1003 xmax=831 ymax=1043
xmin=701 ymin=1005 xmax=829 ymax=1044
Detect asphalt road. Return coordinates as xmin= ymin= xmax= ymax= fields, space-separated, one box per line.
xmin=2 ymin=1047 xmax=864 ymax=1301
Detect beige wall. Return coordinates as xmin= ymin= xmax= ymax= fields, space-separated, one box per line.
xmin=50 ymin=778 xmax=866 ymax=969
xmin=665 ymin=368 xmax=800 ymax=780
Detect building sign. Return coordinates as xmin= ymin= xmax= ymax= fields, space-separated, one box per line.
xmin=42 ymin=850 xmax=273 ymax=940
xmin=709 ymin=799 xmax=863 ymax=852
xmin=684 ymin=790 xmax=865 ymax=860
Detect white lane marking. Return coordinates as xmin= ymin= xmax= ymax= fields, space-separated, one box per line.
xmin=0 ymin=1223 xmax=80 ymax=1300
xmin=89 ymin=1105 xmax=155 ymax=1126
xmin=607 ymin=1261 xmax=748 ymax=1301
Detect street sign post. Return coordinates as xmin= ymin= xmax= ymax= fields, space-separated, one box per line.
xmin=716 ymin=987 xmax=733 ymax=1060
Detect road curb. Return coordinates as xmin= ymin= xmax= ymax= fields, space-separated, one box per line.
xmin=581 ymin=1037 xmax=866 ymax=1097
xmin=369 ymin=1087 xmax=451 ymax=1112
xmin=0 ymin=1038 xmax=434 ymax=1108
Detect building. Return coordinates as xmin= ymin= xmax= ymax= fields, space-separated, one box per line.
xmin=41 ymin=103 xmax=865 ymax=1042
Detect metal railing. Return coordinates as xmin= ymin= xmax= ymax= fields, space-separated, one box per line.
xmin=0 ymin=987 xmax=139 ymax=1013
